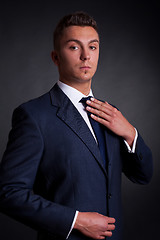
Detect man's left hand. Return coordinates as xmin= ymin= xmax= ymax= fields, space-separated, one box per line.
xmin=86 ymin=98 xmax=135 ymax=147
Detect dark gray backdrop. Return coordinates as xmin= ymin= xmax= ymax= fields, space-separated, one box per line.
xmin=0 ymin=1 xmax=159 ymax=239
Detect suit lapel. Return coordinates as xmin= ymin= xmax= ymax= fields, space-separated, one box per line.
xmin=50 ymin=84 xmax=107 ymax=176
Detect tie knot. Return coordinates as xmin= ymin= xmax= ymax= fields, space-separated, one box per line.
xmin=80 ymin=96 xmax=92 ymax=106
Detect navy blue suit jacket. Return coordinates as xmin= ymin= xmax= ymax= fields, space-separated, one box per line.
xmin=0 ymin=84 xmax=153 ymax=240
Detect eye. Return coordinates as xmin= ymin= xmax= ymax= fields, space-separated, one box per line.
xmin=89 ymin=45 xmax=96 ymax=50
xmin=70 ymin=46 xmax=79 ymax=50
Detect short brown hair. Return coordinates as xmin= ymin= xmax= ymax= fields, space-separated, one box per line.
xmin=53 ymin=11 xmax=98 ymax=50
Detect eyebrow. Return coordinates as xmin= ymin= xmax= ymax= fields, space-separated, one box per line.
xmin=65 ymin=39 xmax=99 ymax=45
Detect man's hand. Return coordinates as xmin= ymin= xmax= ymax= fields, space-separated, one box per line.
xmin=86 ymin=98 xmax=136 ymax=147
xmin=74 ymin=212 xmax=115 ymax=239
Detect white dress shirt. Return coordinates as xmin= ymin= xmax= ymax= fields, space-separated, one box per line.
xmin=57 ymin=80 xmax=138 ymax=238
xmin=57 ymin=80 xmax=97 ymax=141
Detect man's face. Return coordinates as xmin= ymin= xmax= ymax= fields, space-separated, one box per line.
xmin=52 ymin=26 xmax=99 ymax=86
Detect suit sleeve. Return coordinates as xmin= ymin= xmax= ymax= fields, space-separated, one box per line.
xmin=122 ymin=133 xmax=153 ymax=184
xmin=0 ymin=106 xmax=76 ymax=238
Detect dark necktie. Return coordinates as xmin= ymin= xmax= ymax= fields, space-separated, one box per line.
xmin=80 ymin=96 xmax=107 ymax=168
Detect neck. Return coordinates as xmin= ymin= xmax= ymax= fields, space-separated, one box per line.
xmin=59 ymin=79 xmax=92 ymax=96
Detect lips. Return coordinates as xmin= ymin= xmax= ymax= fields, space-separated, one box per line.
xmin=80 ymin=66 xmax=91 ymax=69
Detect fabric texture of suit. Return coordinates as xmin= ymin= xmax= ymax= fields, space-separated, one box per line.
xmin=0 ymin=84 xmax=153 ymax=240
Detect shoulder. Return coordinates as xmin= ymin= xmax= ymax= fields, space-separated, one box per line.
xmin=12 ymin=89 xmax=55 ymax=124
xmin=21 ymin=91 xmax=51 ymax=111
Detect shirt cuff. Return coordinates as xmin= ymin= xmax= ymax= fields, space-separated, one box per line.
xmin=124 ymin=128 xmax=138 ymax=153
xmin=66 ymin=211 xmax=79 ymax=239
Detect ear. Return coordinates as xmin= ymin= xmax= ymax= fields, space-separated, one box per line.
xmin=51 ymin=50 xmax=59 ymax=66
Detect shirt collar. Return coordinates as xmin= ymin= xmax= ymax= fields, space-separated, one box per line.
xmin=57 ymin=80 xmax=94 ymax=106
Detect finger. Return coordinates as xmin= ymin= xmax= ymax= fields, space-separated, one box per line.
xmin=90 ymin=114 xmax=110 ymax=127
xmin=90 ymin=98 xmax=115 ymax=111
xmin=103 ymin=231 xmax=113 ymax=237
xmin=98 ymin=236 xmax=105 ymax=240
xmin=86 ymin=99 xmax=113 ymax=114
xmin=107 ymin=224 xmax=115 ymax=231
xmin=91 ymin=98 xmax=117 ymax=113
xmin=108 ymin=217 xmax=116 ymax=224
xmin=87 ymin=99 xmax=108 ymax=110
xmin=86 ymin=105 xmax=103 ymax=116
xmin=86 ymin=106 xmax=112 ymax=121
xmin=90 ymin=98 xmax=108 ymax=106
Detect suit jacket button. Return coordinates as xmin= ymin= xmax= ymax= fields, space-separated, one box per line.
xmin=108 ymin=194 xmax=112 ymax=199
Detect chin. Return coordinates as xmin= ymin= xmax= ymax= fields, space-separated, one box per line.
xmin=80 ymin=73 xmax=93 ymax=81
xmin=78 ymin=77 xmax=92 ymax=83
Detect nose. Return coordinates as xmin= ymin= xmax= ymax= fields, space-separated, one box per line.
xmin=80 ymin=48 xmax=90 ymax=61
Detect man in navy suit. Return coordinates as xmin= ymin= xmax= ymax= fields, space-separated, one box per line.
xmin=0 ymin=12 xmax=153 ymax=240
